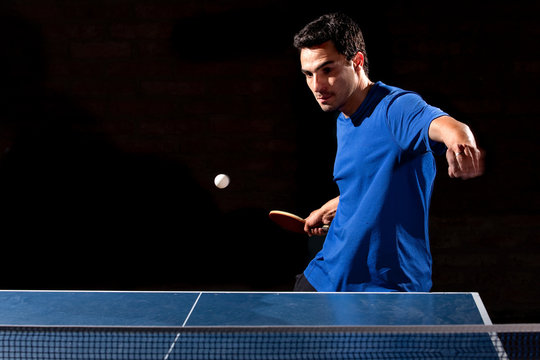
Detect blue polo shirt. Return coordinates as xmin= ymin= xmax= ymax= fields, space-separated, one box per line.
xmin=304 ymin=82 xmax=447 ymax=292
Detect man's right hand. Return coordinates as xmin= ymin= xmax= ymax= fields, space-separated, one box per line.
xmin=304 ymin=196 xmax=339 ymax=236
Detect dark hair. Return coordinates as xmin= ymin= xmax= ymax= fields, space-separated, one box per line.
xmin=293 ymin=13 xmax=369 ymax=75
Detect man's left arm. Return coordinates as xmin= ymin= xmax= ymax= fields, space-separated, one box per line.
xmin=428 ymin=116 xmax=485 ymax=179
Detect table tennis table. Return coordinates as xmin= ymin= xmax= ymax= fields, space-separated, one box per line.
xmin=0 ymin=290 xmax=535 ymax=359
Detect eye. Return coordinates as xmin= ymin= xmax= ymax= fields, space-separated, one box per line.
xmin=322 ymin=67 xmax=332 ymax=75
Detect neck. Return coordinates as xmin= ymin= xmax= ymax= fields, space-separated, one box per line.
xmin=341 ymin=77 xmax=374 ymax=117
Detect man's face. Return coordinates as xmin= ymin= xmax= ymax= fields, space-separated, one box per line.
xmin=300 ymin=41 xmax=359 ymax=113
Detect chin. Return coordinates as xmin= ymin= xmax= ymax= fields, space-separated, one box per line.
xmin=321 ymin=106 xmax=336 ymax=112
xmin=319 ymin=104 xmax=337 ymax=112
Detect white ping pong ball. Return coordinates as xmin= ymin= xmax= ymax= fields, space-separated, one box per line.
xmin=214 ymin=174 xmax=230 ymax=189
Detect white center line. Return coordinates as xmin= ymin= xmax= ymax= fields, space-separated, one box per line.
xmin=182 ymin=292 xmax=203 ymax=327
xmin=163 ymin=292 xmax=203 ymax=360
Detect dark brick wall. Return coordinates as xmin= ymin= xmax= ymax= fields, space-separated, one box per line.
xmin=0 ymin=1 xmax=538 ymax=323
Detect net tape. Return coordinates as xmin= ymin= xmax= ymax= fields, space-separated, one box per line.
xmin=0 ymin=324 xmax=538 ymax=360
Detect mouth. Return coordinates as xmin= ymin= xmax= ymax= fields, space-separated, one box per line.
xmin=316 ymin=94 xmax=332 ymax=103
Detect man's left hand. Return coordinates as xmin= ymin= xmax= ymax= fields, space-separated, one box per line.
xmin=446 ymin=143 xmax=485 ymax=179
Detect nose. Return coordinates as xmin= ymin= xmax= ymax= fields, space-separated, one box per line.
xmin=312 ymin=74 xmax=326 ymax=94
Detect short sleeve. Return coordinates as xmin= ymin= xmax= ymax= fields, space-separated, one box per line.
xmin=385 ymin=92 xmax=447 ymax=155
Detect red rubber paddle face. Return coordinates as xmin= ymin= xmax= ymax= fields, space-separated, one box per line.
xmin=268 ymin=211 xmax=305 ymax=234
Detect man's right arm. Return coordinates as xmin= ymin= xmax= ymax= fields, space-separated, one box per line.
xmin=304 ymin=196 xmax=339 ymax=236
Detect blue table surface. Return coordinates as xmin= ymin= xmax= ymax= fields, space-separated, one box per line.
xmin=0 ymin=291 xmax=492 ymax=327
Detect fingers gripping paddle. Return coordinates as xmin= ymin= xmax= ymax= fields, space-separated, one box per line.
xmin=268 ymin=210 xmax=329 ymax=234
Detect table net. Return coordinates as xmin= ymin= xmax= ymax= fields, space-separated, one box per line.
xmin=0 ymin=324 xmax=538 ymax=359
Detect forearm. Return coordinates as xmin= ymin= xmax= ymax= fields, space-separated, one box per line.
xmin=429 ymin=116 xmax=477 ymax=148
xmin=429 ymin=115 xmax=484 ymax=179
xmin=320 ymin=196 xmax=339 ymax=218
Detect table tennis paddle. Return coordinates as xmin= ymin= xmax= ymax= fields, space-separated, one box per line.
xmin=268 ymin=210 xmax=329 ymax=234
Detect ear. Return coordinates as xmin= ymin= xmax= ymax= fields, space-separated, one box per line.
xmin=353 ymin=52 xmax=365 ymax=71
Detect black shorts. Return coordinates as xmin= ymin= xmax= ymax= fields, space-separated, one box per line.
xmin=293 ymin=273 xmax=316 ymax=291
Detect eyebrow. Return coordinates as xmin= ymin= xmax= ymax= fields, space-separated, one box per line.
xmin=301 ymin=60 xmax=335 ymax=74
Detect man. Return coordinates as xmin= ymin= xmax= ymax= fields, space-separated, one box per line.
xmin=292 ymin=13 xmax=484 ymax=292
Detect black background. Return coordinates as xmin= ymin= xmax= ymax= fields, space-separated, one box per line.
xmin=0 ymin=0 xmax=538 ymax=324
